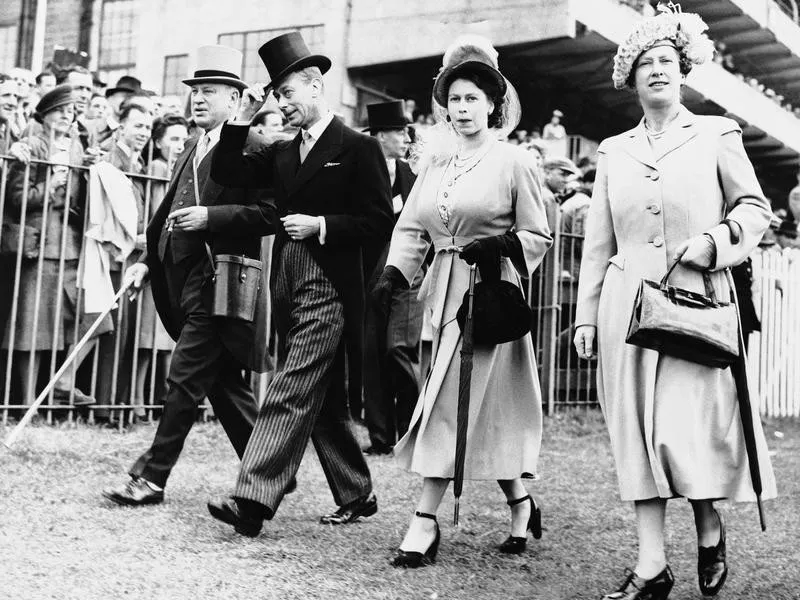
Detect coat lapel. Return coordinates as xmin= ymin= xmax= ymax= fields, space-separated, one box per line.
xmin=288 ymin=117 xmax=344 ymax=196
xmin=653 ymin=107 xmax=699 ymax=162
xmin=276 ymin=133 xmax=302 ymax=191
xmin=197 ymin=146 xmax=223 ymax=206
xmin=622 ymin=120 xmax=658 ymax=170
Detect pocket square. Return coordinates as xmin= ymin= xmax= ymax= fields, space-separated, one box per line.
xmin=323 ymin=162 xmax=341 ymax=167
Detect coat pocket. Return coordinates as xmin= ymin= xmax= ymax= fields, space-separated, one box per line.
xmin=608 ymin=254 xmax=625 ymax=270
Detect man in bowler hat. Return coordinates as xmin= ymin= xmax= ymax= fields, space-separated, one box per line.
xmin=207 ymin=31 xmax=394 ymax=536
xmin=360 ymin=100 xmax=424 ymax=455
xmin=102 ymin=46 xmax=274 ymax=505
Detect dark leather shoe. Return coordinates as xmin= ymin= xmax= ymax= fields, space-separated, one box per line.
xmin=499 ymin=495 xmax=542 ymax=554
xmin=319 ymin=492 xmax=377 ymax=524
xmin=602 ymin=566 xmax=674 ymax=600
xmin=363 ymin=444 xmax=392 ymax=456
xmin=207 ymin=496 xmax=266 ymax=537
xmin=391 ymin=511 xmax=440 ymax=568
xmin=698 ymin=511 xmax=728 ymax=596
xmin=286 ymin=477 xmax=298 ymax=494
xmin=53 ymin=387 xmax=96 ymax=406
xmin=102 ymin=476 xmax=164 ymax=506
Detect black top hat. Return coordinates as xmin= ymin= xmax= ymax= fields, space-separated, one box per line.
xmin=34 ymin=84 xmax=74 ymax=121
xmin=105 ymin=75 xmax=143 ymax=98
xmin=258 ymin=32 xmax=331 ymax=89
xmin=362 ymin=100 xmax=410 ymax=133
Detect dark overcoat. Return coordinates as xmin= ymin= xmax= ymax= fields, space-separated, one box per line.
xmin=144 ymin=132 xmax=276 ymax=373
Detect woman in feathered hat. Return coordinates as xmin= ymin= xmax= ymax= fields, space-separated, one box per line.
xmin=371 ymin=34 xmax=552 ymax=568
xmin=573 ymin=4 xmax=777 ymax=598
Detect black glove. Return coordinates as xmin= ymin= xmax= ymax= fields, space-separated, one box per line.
xmin=459 ymin=232 xmax=523 ymax=282
xmin=370 ymin=265 xmax=409 ymax=318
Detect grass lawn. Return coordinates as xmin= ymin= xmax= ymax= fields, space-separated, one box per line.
xmin=1 ymin=410 xmax=798 ymax=600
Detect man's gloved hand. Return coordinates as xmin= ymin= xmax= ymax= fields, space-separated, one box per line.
xmin=370 ymin=265 xmax=409 ymax=319
xmin=674 ymin=233 xmax=716 ymax=271
xmin=459 ymin=232 xmax=521 ymax=282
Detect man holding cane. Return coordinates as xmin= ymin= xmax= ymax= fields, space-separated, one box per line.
xmin=102 ymin=45 xmax=276 ymax=506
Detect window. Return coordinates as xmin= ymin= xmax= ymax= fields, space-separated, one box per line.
xmin=98 ymin=0 xmax=137 ymax=81
xmin=162 ymin=54 xmax=188 ymax=96
xmin=0 ymin=24 xmax=18 ymax=73
xmin=218 ymin=25 xmax=324 ymax=85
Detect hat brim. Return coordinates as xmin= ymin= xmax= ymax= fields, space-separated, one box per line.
xmin=433 ymin=61 xmax=507 ymax=107
xmin=182 ymin=76 xmax=249 ymax=91
xmin=265 ymin=55 xmax=332 ymax=90
xmin=35 ymin=97 xmax=75 ymax=119
xmin=105 ymin=87 xmax=138 ymax=98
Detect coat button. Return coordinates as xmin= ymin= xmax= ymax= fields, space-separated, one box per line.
xmin=648 ymin=204 xmax=661 ymax=214
xmin=178 ymin=201 xmax=184 ymax=206
xmin=651 ymin=235 xmax=664 ymax=247
xmin=650 ymin=171 xmax=660 ymax=181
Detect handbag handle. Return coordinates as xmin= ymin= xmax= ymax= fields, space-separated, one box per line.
xmin=660 ymin=257 xmax=717 ymax=303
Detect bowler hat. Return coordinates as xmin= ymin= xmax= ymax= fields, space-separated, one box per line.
xmin=362 ymin=100 xmax=409 ymax=133
xmin=258 ymin=32 xmax=331 ymax=89
xmin=183 ymin=45 xmax=248 ymax=91
xmin=105 ymin=75 xmax=143 ymax=98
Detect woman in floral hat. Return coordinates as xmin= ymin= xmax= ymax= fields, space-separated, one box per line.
xmin=574 ymin=4 xmax=777 ymax=599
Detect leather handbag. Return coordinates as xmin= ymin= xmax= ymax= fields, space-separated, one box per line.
xmin=456 ymin=279 xmax=532 ymax=345
xmin=626 ymin=259 xmax=739 ymax=368
xmin=0 ymin=223 xmax=41 ymax=260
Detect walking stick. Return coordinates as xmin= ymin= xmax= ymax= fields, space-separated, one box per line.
xmin=3 ymin=282 xmax=135 ymax=449
xmin=453 ymin=264 xmax=477 ymax=526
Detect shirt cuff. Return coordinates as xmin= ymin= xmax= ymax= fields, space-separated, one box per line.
xmin=318 ymin=216 xmax=327 ymax=245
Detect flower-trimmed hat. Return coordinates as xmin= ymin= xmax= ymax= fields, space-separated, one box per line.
xmin=432 ymin=35 xmax=507 ymax=107
xmin=612 ymin=2 xmax=715 ymax=90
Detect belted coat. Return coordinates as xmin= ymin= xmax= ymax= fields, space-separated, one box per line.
xmin=575 ymin=107 xmax=777 ymax=502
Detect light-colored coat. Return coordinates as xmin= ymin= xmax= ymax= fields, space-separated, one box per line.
xmin=387 ymin=141 xmax=552 ymax=479
xmin=576 ymin=107 xmax=777 ymax=501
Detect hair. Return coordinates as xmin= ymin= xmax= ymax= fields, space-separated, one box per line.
xmin=281 ymin=66 xmax=324 ymax=92
xmin=90 ymin=92 xmax=105 ymax=102
xmin=581 ymin=168 xmax=597 ymax=184
xmin=446 ymin=69 xmax=504 ymax=129
xmin=119 ymin=103 xmax=149 ymax=123
xmin=36 ymin=71 xmax=55 ymax=85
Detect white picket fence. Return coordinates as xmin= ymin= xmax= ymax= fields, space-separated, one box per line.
xmin=750 ymin=247 xmax=800 ymax=418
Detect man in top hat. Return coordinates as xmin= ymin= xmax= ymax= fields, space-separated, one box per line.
xmin=360 ymin=100 xmax=424 ymax=455
xmin=206 ymin=31 xmax=394 ymax=536
xmin=102 ymin=45 xmax=275 ymax=506
xmin=94 ymin=75 xmax=143 ymax=144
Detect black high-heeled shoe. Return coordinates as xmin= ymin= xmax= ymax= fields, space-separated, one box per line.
xmin=391 ymin=511 xmax=440 ymax=568
xmin=602 ymin=566 xmax=675 ymax=600
xmin=498 ymin=494 xmax=542 ymax=554
xmin=698 ymin=510 xmax=728 ymax=596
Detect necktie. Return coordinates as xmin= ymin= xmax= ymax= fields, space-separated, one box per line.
xmin=299 ymin=130 xmax=312 ymax=163
xmin=195 ymin=133 xmax=210 ymax=165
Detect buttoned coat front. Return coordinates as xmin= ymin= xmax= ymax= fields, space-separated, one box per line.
xmin=576 ymin=107 xmax=777 ymax=502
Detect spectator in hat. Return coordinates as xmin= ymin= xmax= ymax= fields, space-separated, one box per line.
xmin=542 ymin=109 xmax=566 ymax=140
xmin=94 ymin=75 xmax=143 ymax=144
xmin=57 ymin=67 xmax=98 ymax=152
xmin=360 ymin=100 xmax=424 ymax=456
xmin=252 ymin=107 xmax=287 ymax=136
xmin=2 ymin=85 xmax=99 ymax=406
xmin=543 ymin=156 xmax=581 ymax=203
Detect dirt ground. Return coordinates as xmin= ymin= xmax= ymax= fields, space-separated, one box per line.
xmin=1 ymin=411 xmax=798 ymax=600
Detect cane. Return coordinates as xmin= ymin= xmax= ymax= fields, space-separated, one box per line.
xmin=3 ymin=282 xmax=135 ymax=449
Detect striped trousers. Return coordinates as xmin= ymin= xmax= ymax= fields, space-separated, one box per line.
xmin=234 ymin=241 xmax=372 ymax=515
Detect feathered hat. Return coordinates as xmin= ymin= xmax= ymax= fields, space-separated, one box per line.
xmin=432 ymin=35 xmax=507 ymax=107
xmin=612 ymin=2 xmax=715 ymax=90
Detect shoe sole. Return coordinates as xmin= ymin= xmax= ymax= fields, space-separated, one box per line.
xmin=102 ymin=491 xmax=163 ymax=507
xmin=320 ymin=503 xmax=378 ymax=525
xmin=207 ymin=503 xmax=261 ymax=537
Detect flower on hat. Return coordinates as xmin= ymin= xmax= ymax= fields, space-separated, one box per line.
xmin=612 ymin=2 xmax=715 ymax=90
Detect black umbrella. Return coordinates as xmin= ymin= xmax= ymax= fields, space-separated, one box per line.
xmin=453 ymin=264 xmax=477 ymax=526
xmin=730 ymin=279 xmax=767 ymax=531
